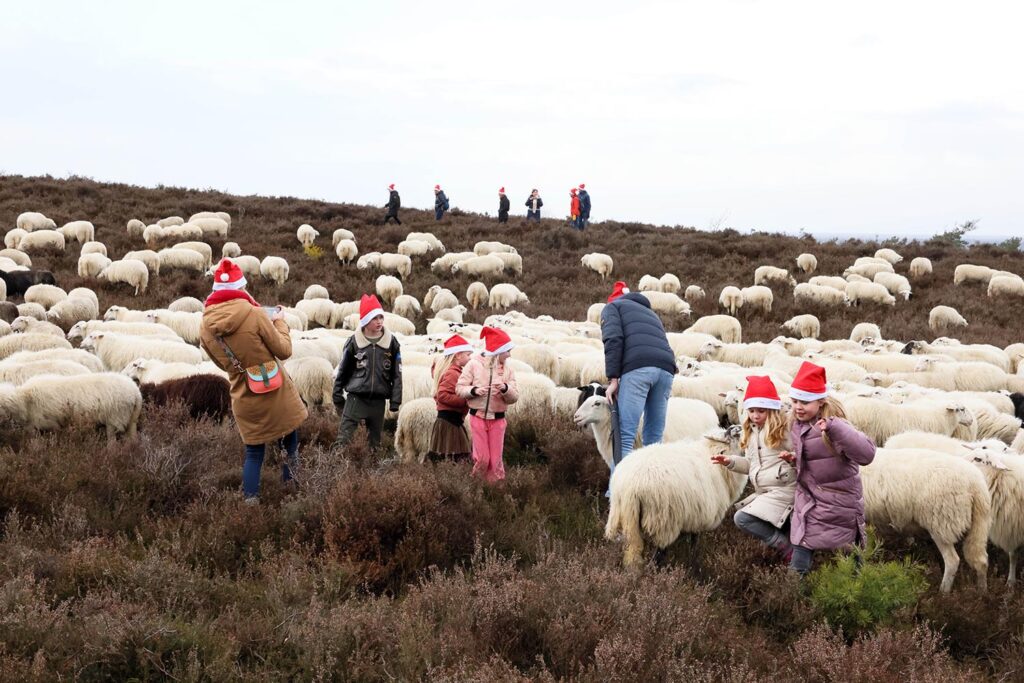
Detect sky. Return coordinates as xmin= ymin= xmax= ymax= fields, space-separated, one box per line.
xmin=1 ymin=1 xmax=1022 ymax=238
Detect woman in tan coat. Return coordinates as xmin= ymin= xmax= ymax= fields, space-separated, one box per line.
xmin=199 ymin=259 xmax=308 ymax=503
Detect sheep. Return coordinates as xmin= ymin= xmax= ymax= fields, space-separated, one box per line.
xmin=77 ymin=241 xmax=105 ymax=258
xmin=0 ymin=373 xmax=142 ymax=439
xmin=260 ymin=256 xmax=290 ymax=286
xmin=795 ymin=253 xmax=818 ymax=274
xmin=304 ymin=284 xmax=330 ymax=300
xmin=719 ymin=286 xmax=743 ymax=315
xmin=807 ymin=275 xmax=847 ymax=292
xmin=473 ymin=240 xmax=517 ymax=256
xmin=685 ymin=315 xmax=742 ymax=344
xmin=581 ymin=253 xmax=614 ymax=279
xmin=844 ymin=397 xmax=976 ymax=444
xmin=510 ymin=344 xmax=559 ymax=380
xmin=587 ymin=302 xmax=605 ymax=324
xmin=10 ymin=316 xmax=65 ymax=337
xmin=873 ymin=272 xmax=912 ymax=300
xmin=406 ymin=232 xmax=444 ymax=252
xmin=335 ymin=239 xmax=358 ymax=264
xmin=639 ymin=291 xmax=690 ymax=318
xmin=907 ymin=357 xmax=1010 ymax=393
xmin=430 ymin=252 xmax=475 ymax=274
xmin=0 ymin=249 xmax=30 ymax=268
xmin=850 ymin=322 xmax=882 ymax=344
xmin=488 ymin=283 xmax=530 ymax=310
xmin=295 ymin=299 xmax=336 ymax=328
xmin=126 ymin=219 xmax=146 ymax=238
xmin=988 ymin=274 xmax=1024 ymax=298
xmin=683 ymin=285 xmax=705 ymax=303
xmin=18 ymin=230 xmax=65 ymax=253
xmin=15 ymin=303 xmax=46 ymax=321
xmin=80 ymin=331 xmax=202 ymax=372
xmin=163 ymin=224 xmax=204 ymax=241
xmin=5 ymin=348 xmax=105 ymax=373
xmin=282 ymin=356 xmax=335 ymax=411
xmin=844 ymin=261 xmax=894 ymax=279
xmin=67 ymin=320 xmax=181 ymax=344
xmin=58 ymin=220 xmax=95 ymax=243
xmin=433 ymin=305 xmax=466 ymax=323
xmin=16 ymin=212 xmax=56 ymax=231
xmin=98 ymin=260 xmax=149 ymax=295
xmin=341 ymin=312 xmax=415 ymax=337
xmin=188 ymin=217 xmax=229 ymax=239
xmin=188 ymin=211 xmax=231 ymax=226
xmin=603 ymin=427 xmax=746 ymax=568
xmin=332 ymin=228 xmax=356 ymax=246
xmin=296 ymin=223 xmax=319 ymax=247
xmin=845 ymin=281 xmax=896 ymax=307
xmin=956 ymin=446 xmax=1024 ymax=585
xmin=158 ymin=248 xmax=206 ymax=273
xmin=781 ymin=314 xmax=820 ymax=340
xmin=902 ymin=340 xmax=1008 ymax=372
xmin=862 ymin=447 xmax=990 ymax=592
xmin=123 ymin=250 xmax=161 ymax=275
xmin=929 ymin=305 xmax=968 ymax=333
xmin=954 ymin=264 xmax=995 ymax=286
xmin=68 ymin=286 xmax=98 ymax=308
xmin=221 ymin=242 xmax=241 ymax=258
xmin=397 ymin=239 xmax=432 ymax=257
xmin=873 ymin=248 xmax=904 ymax=264
xmin=753 ymin=265 xmax=796 ymax=287
xmin=4 ymin=229 xmax=27 ymax=250
xmin=45 ymin=296 xmax=99 ymax=332
xmin=171 ymin=241 xmax=214 ymax=268
xmin=452 ymin=254 xmax=504 ymax=279
xmin=638 ymin=275 xmax=661 ymax=292
xmin=378 ymin=253 xmax=412 ymax=278
xmin=425 ymin=285 xmax=459 ymax=313
xmin=492 ymin=252 xmax=524 ymax=276
xmin=394 ymin=397 xmax=464 ymax=463
xmin=145 ymin=311 xmax=202 ymax=344
xmin=392 ymin=294 xmax=422 ymax=321
xmin=505 ymin=372 xmax=557 ymax=420
xmin=142 ymin=223 xmax=164 ymax=247
xmin=78 ymin=253 xmax=111 ymax=278
xmin=157 ymin=216 xmax=185 ymax=227
xmin=24 ymin=284 xmax=68 ymax=310
xmin=0 ymin=256 xmax=25 ymax=274
xmin=375 ymin=275 xmax=403 ymax=307
xmin=168 ymin=297 xmax=204 ymax=314
xmin=909 ymin=257 xmax=933 ymax=279
xmin=0 ymin=359 xmax=92 ymax=384
xmin=140 ymin=374 xmax=232 ymax=422
xmin=656 ymin=273 xmax=681 ymax=294
xmin=466 ymin=282 xmax=489 ymax=310
xmin=739 ymin=285 xmax=773 ymax=313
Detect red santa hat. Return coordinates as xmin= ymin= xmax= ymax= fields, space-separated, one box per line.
xmin=434 ymin=184 xmax=441 ymax=191
xmin=442 ymin=334 xmax=474 ymax=356
xmin=578 ymin=183 xmax=586 ymax=190
xmin=499 ymin=187 xmax=505 ymax=194
xmin=388 ymin=183 xmax=395 ymax=190
xmin=743 ymin=375 xmax=783 ymax=411
xmin=789 ymin=361 xmax=829 ymax=402
xmin=607 ymin=281 xmax=630 ymax=303
xmin=570 ymin=187 xmax=577 ymax=195
xmin=358 ymin=294 xmax=385 ymax=328
xmin=480 ymin=326 xmax=514 ymax=356
xmin=211 ymin=258 xmax=246 ymax=291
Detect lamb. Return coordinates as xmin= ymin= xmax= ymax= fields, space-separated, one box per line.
xmin=77 ymin=253 xmax=111 ymax=278
xmin=430 ymin=252 xmax=475 ymax=274
xmin=845 ymin=281 xmax=896 ymax=306
xmin=24 ymin=284 xmax=68 ymax=310
xmin=739 ymin=285 xmax=773 ymax=313
xmin=909 ymin=257 xmax=933 ymax=279
xmin=45 ymin=296 xmax=100 ymax=332
xmin=452 ymin=254 xmax=504 ymax=279
xmin=80 ymin=241 xmax=107 ymax=257
xmin=718 ymin=286 xmax=744 ymax=315
xmin=808 ymin=275 xmax=847 ymax=292
xmin=929 ymin=305 xmax=968 ymax=333
xmin=58 ymin=220 xmax=95 ymax=243
xmin=335 ymin=239 xmax=358 ymax=264
xmin=473 ymin=240 xmax=517 ymax=256
xmin=171 ymin=241 xmax=214 ymax=268
xmin=425 ymin=285 xmax=459 ymax=312
xmin=0 ymin=249 xmax=31 ymax=268
xmin=844 ymin=397 xmax=976 ymax=444
xmin=873 ymin=272 xmax=912 ymax=300
xmin=392 ymin=294 xmax=422 ymax=321
xmin=121 ymin=358 xmax=223 ymax=384
xmin=685 ymin=315 xmax=742 ymax=344
xmin=18 ymin=230 xmax=65 ymax=253
xmin=0 ymin=373 xmax=142 ymax=439
xmin=466 ymin=282 xmax=489 ymax=310
xmin=332 ymin=228 xmax=356 ymax=246
xmin=874 ymin=248 xmax=904 ymax=264
xmin=282 ymin=357 xmax=335 ymax=411
xmin=638 ymin=275 xmax=661 ymax=292
xmin=397 ymin=239 xmax=431 ymax=257
xmin=639 ymin=291 xmax=690 ymax=318
xmin=304 ymin=284 xmax=330 ymax=300
xmin=98 ymin=259 xmax=149 ymax=295
xmin=657 ymin=273 xmax=681 ymax=294
xmin=795 ymin=253 xmax=818 ymax=274
xmin=683 ymin=285 xmax=705 ymax=303
xmin=145 ymin=311 xmax=202 ymax=344
xmin=988 ymin=274 xmax=1024 ymax=298
xmin=954 ymin=264 xmax=995 ymax=286
xmin=581 ymin=252 xmax=614 ymax=279
xmin=158 ymin=248 xmax=206 ymax=273
xmin=861 ymin=447 xmax=991 ymax=592
xmin=849 ymin=322 xmax=882 ymax=344
xmin=221 ymin=242 xmax=241 ymax=259
xmin=127 ymin=219 xmax=146 ymax=238
xmin=0 ymin=359 xmax=92 ymax=384
xmin=188 ymin=217 xmax=229 ymax=239
xmin=488 ymin=283 xmax=529 ymax=310
xmin=4 ymin=229 xmax=27 ymax=250
xmin=375 ymin=275 xmax=403 ymax=306
xmin=405 ymin=232 xmax=444 ymax=252
xmin=378 ymin=253 xmax=412 ymax=278
xmin=296 ymin=223 xmax=319 ymax=247
xmin=123 ymin=250 xmax=161 ymax=275
xmin=16 ymin=212 xmax=56 ymax=231
xmin=781 ymin=314 xmax=820 ymax=340
xmin=10 ymin=316 xmax=65 ymax=337
xmin=168 ymin=297 xmax=204 ymax=313
xmin=80 ymin=331 xmax=202 ymax=372
xmin=753 ymin=265 xmax=796 ymax=287
xmin=140 ymin=375 xmax=232 ymax=422
xmin=603 ymin=428 xmax=746 ymax=568
xmin=260 ymin=256 xmax=290 ymax=286
xmin=157 ymin=216 xmax=185 ymax=227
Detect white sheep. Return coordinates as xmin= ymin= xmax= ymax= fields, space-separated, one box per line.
xmin=189 ymin=217 xmax=229 ymax=239
xmin=126 ymin=219 xmax=146 ymax=238
xmin=586 ymin=302 xmax=606 ymax=324
xmin=844 ymin=261 xmax=894 ymax=279
xmin=171 ymin=241 xmax=213 ymax=268
xmin=18 ymin=230 xmax=65 ymax=253
xmin=121 ymin=358 xmax=225 ymax=384
xmin=873 ymin=248 xmax=903 ymax=264
xmin=300 ymin=284 xmax=327 ymax=301
xmin=395 ymin=397 xmax=466 ymax=463
xmin=260 ymin=256 xmax=290 ymax=286
xmin=638 ymin=275 xmax=661 ymax=292
xmin=142 ymin=224 xmax=164 ymax=247
xmin=719 ymin=286 xmax=743 ymax=315
xmin=80 ymin=331 xmax=202 ymax=372
xmin=873 ymin=272 xmax=912 ymax=300
xmin=341 ymin=312 xmax=415 ymax=336
xmin=295 ymin=299 xmax=335 ymax=328
xmin=902 ymin=340 xmax=1008 ymax=372
xmin=16 ymin=303 xmax=47 ymax=321
xmin=492 ymin=251 xmax=523 ymax=276
xmin=16 ymin=212 xmax=56 ymax=231
xmin=956 ymin=446 xmax=1024 ymax=585
xmin=846 ymin=281 xmax=896 ymax=306
xmin=807 ymin=276 xmax=846 ymax=293
xmin=67 ymin=287 xmax=98 ymax=309
xmin=329 ymin=238 xmax=357 ymax=265
xmin=739 ymin=285 xmax=773 ymax=313
xmin=753 ymin=265 xmax=796 ymax=287
xmin=685 ymin=315 xmax=742 ymax=344
xmin=98 ymin=259 xmax=150 ymax=295
xmin=466 ymin=282 xmax=489 ymax=310
xmin=433 ymin=305 xmax=466 ymax=323
xmin=954 ymin=264 xmax=995 ymax=286
xmin=510 ymin=344 xmax=559 ymax=380
xmin=24 ymin=284 xmax=68 ymax=310
xmin=795 ymin=253 xmax=818 ymax=274
xmin=488 ymin=283 xmax=529 ymax=310
xmin=46 ymin=296 xmax=99 ymax=332
xmin=58 ymin=220 xmax=95 ymax=243
xmin=844 ymin=397 xmax=975 ymax=444
xmin=988 ymin=274 xmax=1024 ymax=298
xmin=163 ymin=224 xmax=204 ymax=241
xmin=10 ymin=316 xmax=65 ymax=337
xmin=397 ymin=239 xmax=432 ymax=257
xmin=0 ymin=373 xmax=143 ymax=439
xmin=430 ymin=252 xmax=475 ymax=274
xmin=849 ymin=322 xmax=882 ymax=343
xmin=0 ymin=335 xmax=71 ymax=363
xmin=157 ymin=216 xmax=184 ymax=227
xmin=425 ymin=285 xmax=459 ymax=312
xmin=5 ymin=348 xmax=105 ymax=373
xmin=683 ymin=285 xmax=705 ymax=302
xmin=296 ymin=224 xmax=319 ymax=247
xmin=189 ymin=211 xmax=231 ymax=226
xmin=929 ymin=305 xmax=968 ymax=333
xmin=67 ymin=320 xmax=181 ymax=344
xmin=659 ymin=273 xmax=682 ymax=294
xmin=909 ymin=257 xmax=933 ymax=279
xmin=80 ymin=241 xmax=107 ymax=257
xmin=639 ymin=291 xmax=691 ymax=319
xmin=146 ymin=311 xmax=202 ymax=344
xmin=378 ymin=253 xmax=412 ymax=278
xmin=4 ymin=229 xmax=27 ymax=250
xmin=0 ymin=249 xmax=31 ymax=267
xmin=781 ymin=314 xmax=820 ymax=340
xmin=123 ymin=250 xmax=161 ymax=275
xmin=156 ymin=247 xmax=205 ymax=273
xmin=375 ymin=275 xmax=403 ymax=306
xmin=283 ymin=356 xmax=335 ymax=411
xmin=0 ymin=359 xmax=92 ymax=384
xmin=392 ymin=294 xmax=422 ymax=321
xmin=332 ymin=228 xmax=356 ymax=247
xmin=221 ymin=242 xmax=241 ymax=258
xmin=581 ymin=253 xmax=614 ymax=279
xmin=452 ymin=254 xmax=504 ymax=279
xmin=168 ymin=297 xmax=204 ymax=313
xmin=473 ymin=240 xmax=517 ymax=256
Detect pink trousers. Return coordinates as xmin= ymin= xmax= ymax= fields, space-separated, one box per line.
xmin=469 ymin=415 xmax=507 ymax=482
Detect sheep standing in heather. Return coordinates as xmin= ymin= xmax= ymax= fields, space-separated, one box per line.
xmin=296 ymin=224 xmax=319 ymax=247
xmin=581 ymin=253 xmax=614 ymax=279
xmin=929 ymin=305 xmax=968 ymax=333
xmin=16 ymin=212 xmax=56 ymax=231
xmin=98 ymin=260 xmax=149 ymax=295
xmin=638 ymin=275 xmax=661 ymax=292
xmin=845 ymin=281 xmax=896 ymax=306
xmin=754 ymin=265 xmax=796 ymax=287
xmin=375 ymin=275 xmax=403 ymax=307
xmin=782 ymin=314 xmax=820 ymax=340
xmin=739 ymin=285 xmax=773 ymax=314
xmin=719 ymin=286 xmax=743 ymax=315
xmin=685 ymin=315 xmax=742 ymax=344
xmin=0 ymin=372 xmax=143 ymax=439
xmin=466 ymin=282 xmax=489 ymax=310
xmin=796 ymin=253 xmax=817 ymax=274
xmin=260 ymin=256 xmax=290 ymax=286
xmin=335 ymin=239 xmax=358 ymax=264
xmin=909 ymin=257 xmax=932 ymax=278
xmin=684 ymin=285 xmax=705 ymax=303
xmin=332 ymin=228 xmax=356 ymax=246
xmin=660 ymin=273 xmax=682 ymax=294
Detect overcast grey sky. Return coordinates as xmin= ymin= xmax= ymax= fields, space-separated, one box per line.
xmin=2 ymin=1 xmax=1022 ymax=237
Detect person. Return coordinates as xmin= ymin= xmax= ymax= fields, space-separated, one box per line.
xmin=711 ymin=376 xmax=795 ymax=560
xmin=456 ymin=327 xmax=519 ymax=482
xmin=428 ymin=334 xmax=475 ymax=461
xmin=332 ymin=294 xmax=403 ymax=451
xmin=384 ymin=183 xmax=401 ymax=225
xmin=434 ymin=184 xmax=449 ymax=221
xmin=569 ymin=187 xmax=581 ymax=230
xmin=497 ymin=187 xmax=510 ymax=223
xmin=199 ymin=258 xmax=308 ymax=504
xmin=577 ymin=183 xmax=591 ymax=230
xmin=781 ymin=361 xmax=876 ymax=575
xmin=525 ymin=189 xmax=543 ymax=222
xmin=601 ymin=280 xmax=677 ymax=462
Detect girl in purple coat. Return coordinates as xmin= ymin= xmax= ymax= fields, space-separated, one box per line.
xmin=779 ymin=361 xmax=876 ymax=575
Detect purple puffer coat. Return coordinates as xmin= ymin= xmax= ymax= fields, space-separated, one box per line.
xmin=790 ymin=416 xmax=876 ymax=550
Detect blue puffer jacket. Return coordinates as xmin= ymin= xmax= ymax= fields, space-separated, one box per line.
xmin=578 ymin=189 xmax=592 ymax=218
xmin=601 ymin=293 xmax=677 ymax=379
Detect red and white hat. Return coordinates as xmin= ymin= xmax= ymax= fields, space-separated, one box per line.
xmin=578 ymin=183 xmax=586 ymax=190
xmin=570 ymin=187 xmax=577 ymax=195
xmin=743 ymin=375 xmax=783 ymax=411
xmin=480 ymin=326 xmax=514 ymax=356
xmin=388 ymin=183 xmax=395 ymax=190
xmin=434 ymin=184 xmax=441 ymax=191
xmin=358 ymin=294 xmax=385 ymax=328
xmin=442 ymin=334 xmax=474 ymax=356
xmin=789 ymin=361 xmax=828 ymax=402
xmin=212 ymin=258 xmax=246 ymax=291
xmin=607 ymin=281 xmax=629 ymax=303
xmin=499 ymin=186 xmax=505 ymax=193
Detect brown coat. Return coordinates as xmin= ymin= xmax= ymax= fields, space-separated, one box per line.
xmin=199 ymin=298 xmax=308 ymax=444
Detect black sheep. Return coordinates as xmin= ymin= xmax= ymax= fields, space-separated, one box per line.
xmin=0 ymin=301 xmax=17 ymax=323
xmin=140 ymin=374 xmax=232 ymax=423
xmin=1011 ymin=393 xmax=1024 ymax=422
xmin=0 ymin=270 xmax=57 ymax=298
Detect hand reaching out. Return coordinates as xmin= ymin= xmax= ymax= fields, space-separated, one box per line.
xmin=710 ymin=455 xmax=730 ymax=467
xmin=779 ymin=451 xmax=796 ymax=464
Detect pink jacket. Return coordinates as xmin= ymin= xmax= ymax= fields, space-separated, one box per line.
xmin=456 ymin=354 xmax=519 ymax=420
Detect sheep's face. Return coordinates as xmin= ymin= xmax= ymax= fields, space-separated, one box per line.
xmin=102 ymin=306 xmax=123 ymax=321
xmin=122 ymin=359 xmax=147 ymax=380
xmin=10 ymin=317 xmax=29 ymax=333
xmin=697 ymin=341 xmax=721 ymax=361
xmin=572 ymin=395 xmax=609 ymax=429
xmin=79 ymin=333 xmax=100 ymax=351
xmin=677 ymin=357 xmax=701 ymax=377
xmin=966 ymin=445 xmax=1010 ymax=471
xmin=451 ymin=263 xmax=462 ymax=274
xmin=914 ymin=358 xmax=939 ymax=372
xmin=945 ymin=403 xmax=972 ymax=426
xmin=67 ymin=322 xmax=85 ymax=341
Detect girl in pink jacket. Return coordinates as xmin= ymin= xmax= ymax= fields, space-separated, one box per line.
xmin=456 ymin=327 xmax=520 ymax=482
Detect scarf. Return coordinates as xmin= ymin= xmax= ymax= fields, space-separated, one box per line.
xmin=204 ymin=289 xmax=259 ymax=308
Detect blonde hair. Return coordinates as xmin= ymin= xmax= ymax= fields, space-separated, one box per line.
xmin=431 ymin=355 xmax=456 ymax=395
xmin=740 ymin=408 xmax=789 ymax=450
xmin=788 ymin=395 xmax=848 ymax=455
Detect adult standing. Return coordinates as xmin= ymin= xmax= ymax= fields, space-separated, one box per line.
xmin=434 ymin=184 xmax=449 ymax=221
xmin=497 ymin=187 xmax=510 ymax=223
xmin=524 ymin=189 xmax=543 ymax=222
xmin=601 ymin=280 xmax=677 ymax=461
xmin=384 ymin=184 xmax=401 ymax=225
xmin=569 ymin=188 xmax=581 ymax=230
xmin=577 ymin=183 xmax=591 ymax=230
xmin=199 ymin=259 xmax=308 ymax=504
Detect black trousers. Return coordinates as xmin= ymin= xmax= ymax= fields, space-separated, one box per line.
xmin=498 ymin=210 xmax=509 ymax=223
xmin=333 ymin=396 xmax=388 ymax=450
xmin=384 ymin=212 xmax=402 ymax=225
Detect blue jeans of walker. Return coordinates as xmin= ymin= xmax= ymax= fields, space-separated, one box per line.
xmin=435 ymin=208 xmax=445 ymax=221
xmin=790 ymin=546 xmax=814 ymax=574
xmin=242 ymin=430 xmax=299 ymax=498
xmin=616 ymin=367 xmax=674 ymax=457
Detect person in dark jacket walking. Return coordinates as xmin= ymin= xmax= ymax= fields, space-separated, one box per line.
xmin=525 ymin=189 xmax=543 ymax=222
xmin=384 ymin=184 xmax=401 ymax=225
xmin=497 ymin=187 xmax=510 ymax=223
xmin=434 ymin=184 xmax=449 ymax=221
xmin=601 ymin=281 xmax=676 ymax=462
xmin=332 ymin=294 xmax=403 ymax=451
xmin=577 ymin=184 xmax=591 ymax=229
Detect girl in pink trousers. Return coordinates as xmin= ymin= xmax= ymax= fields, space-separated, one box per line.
xmin=456 ymin=327 xmax=520 ymax=482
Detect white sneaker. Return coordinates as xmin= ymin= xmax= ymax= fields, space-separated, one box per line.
xmin=243 ymin=496 xmax=260 ymax=506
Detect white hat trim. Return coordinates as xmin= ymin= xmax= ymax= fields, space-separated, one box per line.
xmin=483 ymin=340 xmax=514 ymax=356
xmin=442 ymin=343 xmax=474 ymax=356
xmin=788 ymin=386 xmax=828 ymax=402
xmin=743 ymin=397 xmax=783 ymax=411
xmin=359 ymin=307 xmax=385 ymax=328
xmin=212 ymin=275 xmax=247 ymax=291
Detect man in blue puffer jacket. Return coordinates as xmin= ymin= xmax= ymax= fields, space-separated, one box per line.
xmin=601 ymin=281 xmax=677 ymax=461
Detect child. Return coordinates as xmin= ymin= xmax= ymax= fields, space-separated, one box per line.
xmin=456 ymin=327 xmax=519 ymax=482
xmin=711 ymin=376 xmax=795 ymax=559
xmin=781 ymin=361 xmax=876 ymax=575
xmin=332 ymin=294 xmax=402 ymax=451
xmin=428 ymin=334 xmax=475 ymax=462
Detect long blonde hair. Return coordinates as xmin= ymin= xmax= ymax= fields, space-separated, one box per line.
xmin=740 ymin=408 xmax=789 ymax=450
xmin=431 ymin=355 xmax=456 ymax=394
xmin=788 ymin=396 xmax=848 ymax=455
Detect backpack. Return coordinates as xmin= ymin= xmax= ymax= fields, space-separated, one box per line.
xmin=443 ymin=196 xmax=450 ymax=211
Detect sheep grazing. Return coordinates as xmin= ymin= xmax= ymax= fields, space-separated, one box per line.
xmin=122 ymin=358 xmax=222 ymax=384
xmin=0 ymin=372 xmax=143 ymax=439
xmin=430 ymin=252 xmax=475 ymax=274
xmin=873 ymin=272 xmax=912 ymax=300
xmin=140 ymin=374 xmax=232 ymax=423
xmin=739 ymin=285 xmax=773 ymax=314
xmin=586 ymin=302 xmax=605 ymax=324
xmin=171 ymin=241 xmax=214 ymax=269
xmin=488 ymin=283 xmax=529 ymax=310
xmin=80 ymin=331 xmax=202 ymax=372
xmin=0 ymin=359 xmax=92 ymax=384
xmin=638 ymin=275 xmax=661 ymax=292
xmin=145 ymin=311 xmax=202 ymax=344
xmin=954 ymin=264 xmax=995 ymax=286
xmin=260 ymin=256 xmax=290 ymax=286
xmin=335 ymin=239 xmax=358 ymax=264
xmin=845 ymin=281 xmax=896 ymax=307
xmin=781 ymin=314 xmax=820 ymax=340
xmin=78 ymin=253 xmax=111 ymax=278
xmin=58 ymin=220 xmax=95 ymax=243
xmin=10 ymin=316 xmax=65 ymax=337
xmin=510 ymin=344 xmax=559 ymax=380
xmin=452 ymin=254 xmax=504 ymax=279
xmin=17 ymin=303 xmax=47 ymax=321
xmin=4 ymin=229 xmax=27 ymax=250
xmin=46 ymin=296 xmax=100 ymax=332
xmin=639 ymin=291 xmax=691 ymax=318
xmin=377 ymin=253 xmax=413 ymax=278
xmin=221 ymin=242 xmax=241 ymax=258
xmin=929 ymin=305 xmax=968 ymax=334
xmin=16 ymin=212 xmax=56 ymax=232
xmin=685 ymin=315 xmax=742 ymax=344
xmin=24 ymin=284 xmax=68 ymax=310
xmin=873 ymin=248 xmax=903 ymax=265
xmin=123 ymin=250 xmax=161 ymax=275
xmin=753 ymin=265 xmax=796 ymax=287
xmin=98 ymin=260 xmax=149 ymax=295
xmin=332 ymin=228 xmax=356 ymax=246
xmin=189 ymin=217 xmax=229 ymax=239
xmin=795 ymin=253 xmax=818 ymax=274
xmin=683 ymin=285 xmax=705 ymax=303
xmin=845 ymin=261 xmax=894 ymax=279
xmin=0 ymin=249 xmax=30 ymax=268
xmin=158 ymin=248 xmax=206 ymax=273
xmin=304 ymin=284 xmax=330 ymax=300
xmin=296 ymin=224 xmax=319 ymax=247
xmin=405 ymin=231 xmax=443 ymax=252
xmin=295 ymin=299 xmax=335 ymax=329
xmin=603 ymin=427 xmax=746 ymax=568
xmin=718 ymin=286 xmax=743 ymax=315
xmin=18 ymin=230 xmax=66 ymax=254
xmin=80 ymin=241 xmax=107 ymax=257
xmin=492 ymin=251 xmax=523 ymax=276
xmin=395 ymin=397 xmax=469 ymax=463
xmin=849 ymin=322 xmax=881 ymax=344
xmin=391 ymin=294 xmax=422 ymax=321
xmin=157 ymin=216 xmax=185 ymax=227
xmin=168 ymin=297 xmax=204 ymax=314
xmin=658 ymin=273 xmax=681 ymax=294
xmin=909 ymin=257 xmax=933 ymax=279
xmin=189 ymin=211 xmax=231 ymax=226
xmin=988 ymin=274 xmax=1024 ymax=298
xmin=375 ymin=274 xmax=403 ymax=307
xmin=425 ymin=285 xmax=458 ymax=313
xmin=126 ymin=219 xmax=144 ymax=237
xmin=283 ymin=356 xmax=335 ymax=411
xmin=433 ymin=305 xmax=466 ymax=324
xmin=473 ymin=240 xmax=517 ymax=256
xmin=844 ymin=397 xmax=976 ymax=444
xmin=581 ymin=253 xmax=614 ymax=279
xmin=466 ymin=281 xmax=489 ymax=310
xmin=397 ymin=239 xmax=432 ymax=257
xmin=956 ymin=445 xmax=1024 ymax=585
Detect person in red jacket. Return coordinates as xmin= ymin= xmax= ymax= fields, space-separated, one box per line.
xmin=428 ymin=334 xmax=475 ymax=461
xmin=569 ymin=188 xmax=581 ymax=230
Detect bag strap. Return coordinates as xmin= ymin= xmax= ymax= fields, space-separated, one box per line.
xmin=215 ymin=335 xmax=246 ymax=374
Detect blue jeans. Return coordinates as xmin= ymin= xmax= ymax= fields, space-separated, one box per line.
xmin=790 ymin=546 xmax=813 ymax=574
xmin=734 ymin=511 xmax=791 ymax=551
xmin=242 ymin=430 xmax=299 ymax=499
xmin=616 ymin=366 xmax=674 ymax=458
xmin=435 ymin=208 xmax=445 ymax=221
xmin=578 ymin=216 xmax=589 ymax=230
